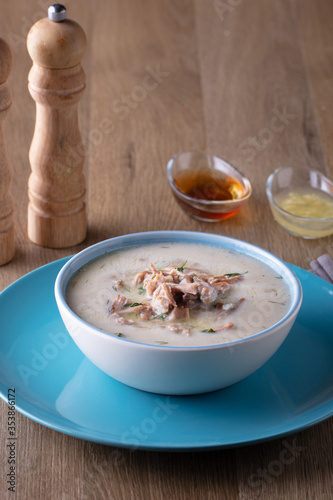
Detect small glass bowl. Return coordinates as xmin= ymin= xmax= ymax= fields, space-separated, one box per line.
xmin=167 ymin=151 xmax=252 ymax=222
xmin=266 ymin=167 xmax=333 ymax=239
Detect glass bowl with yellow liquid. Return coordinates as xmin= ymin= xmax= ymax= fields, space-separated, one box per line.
xmin=266 ymin=167 xmax=333 ymax=238
xmin=167 ymin=151 xmax=252 ymax=222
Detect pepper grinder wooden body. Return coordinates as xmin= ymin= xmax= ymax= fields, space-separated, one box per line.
xmin=0 ymin=38 xmax=14 ymax=265
xmin=27 ymin=6 xmax=87 ymax=248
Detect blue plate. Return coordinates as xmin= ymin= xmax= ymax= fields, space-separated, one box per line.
xmin=1 ymin=257 xmax=333 ymax=450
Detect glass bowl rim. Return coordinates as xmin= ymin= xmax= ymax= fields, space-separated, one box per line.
xmin=167 ymin=150 xmax=252 ymax=207
xmin=266 ymin=167 xmax=333 ymax=223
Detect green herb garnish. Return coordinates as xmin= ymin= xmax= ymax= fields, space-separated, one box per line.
xmin=202 ymin=328 xmax=215 ymax=333
xmin=268 ymin=301 xmax=285 ymax=305
xmin=130 ymin=302 xmax=143 ymax=307
xmin=160 ymin=314 xmax=168 ymax=320
xmin=138 ymin=286 xmax=145 ymax=295
xmin=156 ymin=341 xmax=168 ymax=345
xmin=117 ymin=333 xmax=125 ymax=337
xmin=224 ymin=271 xmax=248 ymax=278
xmin=176 ymin=260 xmax=188 ymax=272
xmin=275 ymin=275 xmax=283 ymax=279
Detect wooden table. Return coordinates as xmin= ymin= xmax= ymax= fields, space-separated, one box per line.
xmin=1 ymin=0 xmax=333 ymax=498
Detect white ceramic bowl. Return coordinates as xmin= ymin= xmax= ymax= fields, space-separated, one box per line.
xmin=55 ymin=231 xmax=302 ymax=395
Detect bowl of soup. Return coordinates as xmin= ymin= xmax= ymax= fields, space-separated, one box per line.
xmin=55 ymin=231 xmax=302 ymax=395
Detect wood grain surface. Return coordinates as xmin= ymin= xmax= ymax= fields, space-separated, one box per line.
xmin=0 ymin=37 xmax=15 ymax=266
xmin=0 ymin=0 xmax=333 ymax=499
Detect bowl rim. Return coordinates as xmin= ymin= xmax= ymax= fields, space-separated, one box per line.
xmin=55 ymin=230 xmax=302 ymax=352
xmin=266 ymin=167 xmax=333 ymax=222
xmin=167 ymin=151 xmax=252 ymax=206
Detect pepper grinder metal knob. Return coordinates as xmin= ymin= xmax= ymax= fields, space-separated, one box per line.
xmin=27 ymin=4 xmax=87 ymax=248
xmin=48 ymin=3 xmax=67 ymax=22
xmin=0 ymin=38 xmax=15 ymax=265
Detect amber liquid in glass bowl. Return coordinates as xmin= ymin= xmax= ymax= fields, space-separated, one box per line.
xmin=173 ymin=168 xmax=245 ymax=220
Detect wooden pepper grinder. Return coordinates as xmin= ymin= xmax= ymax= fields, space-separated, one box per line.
xmin=0 ymin=38 xmax=15 ymax=265
xmin=27 ymin=4 xmax=87 ymax=248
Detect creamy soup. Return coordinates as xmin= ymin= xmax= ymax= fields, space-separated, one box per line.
xmin=66 ymin=242 xmax=290 ymax=347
